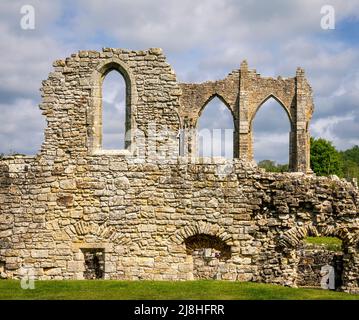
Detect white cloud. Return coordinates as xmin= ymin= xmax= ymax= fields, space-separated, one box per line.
xmin=310 ymin=114 xmax=359 ymax=150
xmin=0 ymin=98 xmax=45 ymax=154
xmin=253 ymin=133 xmax=290 ymax=164
xmin=0 ymin=1 xmax=76 ymax=98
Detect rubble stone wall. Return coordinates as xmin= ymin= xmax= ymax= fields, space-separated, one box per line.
xmin=297 ymin=243 xmax=344 ymax=288
xmin=0 ymin=48 xmax=358 ymax=293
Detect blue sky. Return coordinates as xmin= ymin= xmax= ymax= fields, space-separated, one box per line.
xmin=0 ymin=0 xmax=358 ymax=163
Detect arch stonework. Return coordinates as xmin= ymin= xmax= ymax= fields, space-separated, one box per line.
xmin=277 ymin=223 xmax=359 ymax=291
xmin=171 ymin=221 xmax=233 ymax=245
xmin=179 ymin=61 xmax=313 ymax=172
xmin=279 ymin=223 xmax=358 ymax=248
xmin=196 ymin=94 xmax=234 ymax=124
xmin=65 ymin=220 xmax=127 ymax=244
xmin=0 ymin=48 xmax=358 ymax=292
xmin=249 ymin=94 xmax=293 ymax=130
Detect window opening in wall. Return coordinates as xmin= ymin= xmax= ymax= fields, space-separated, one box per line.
xmin=102 ymin=70 xmax=127 ymax=150
xmin=197 ymin=97 xmax=234 ymax=158
xmin=253 ymin=97 xmax=290 ymax=172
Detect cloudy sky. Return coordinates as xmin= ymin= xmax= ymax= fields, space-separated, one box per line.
xmin=0 ymin=0 xmax=358 ymax=164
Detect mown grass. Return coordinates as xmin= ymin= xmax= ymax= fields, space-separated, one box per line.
xmin=0 ymin=280 xmax=358 ymax=300
xmin=304 ymin=237 xmax=342 ymax=252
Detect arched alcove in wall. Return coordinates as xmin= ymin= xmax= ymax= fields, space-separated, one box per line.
xmin=185 ymin=234 xmax=231 ymax=280
xmin=197 ymin=96 xmax=234 ymax=158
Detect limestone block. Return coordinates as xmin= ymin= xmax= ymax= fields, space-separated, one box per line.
xmin=31 ymin=250 xmax=49 ymax=258
xmin=67 ymin=261 xmax=85 ymax=273
xmin=59 ymin=179 xmax=76 ymax=190
xmin=0 ymin=230 xmax=12 ymax=238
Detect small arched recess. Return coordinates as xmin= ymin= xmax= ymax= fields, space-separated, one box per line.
xmin=185 ymin=233 xmax=232 ymax=280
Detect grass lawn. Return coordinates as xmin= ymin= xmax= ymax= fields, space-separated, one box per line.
xmin=0 ymin=280 xmax=358 ymax=300
xmin=304 ymin=236 xmax=343 ymax=251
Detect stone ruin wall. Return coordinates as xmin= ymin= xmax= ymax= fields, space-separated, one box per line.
xmin=297 ymin=243 xmax=344 ymax=288
xmin=0 ymin=48 xmax=358 ymax=293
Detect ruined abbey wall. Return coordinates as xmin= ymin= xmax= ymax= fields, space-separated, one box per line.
xmin=0 ymin=48 xmax=358 ymax=293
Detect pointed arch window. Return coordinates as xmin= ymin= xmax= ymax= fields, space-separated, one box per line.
xmin=197 ymin=96 xmax=234 ymax=158
xmin=252 ymin=96 xmax=292 ymax=170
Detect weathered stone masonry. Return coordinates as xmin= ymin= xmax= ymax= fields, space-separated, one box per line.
xmin=0 ymin=48 xmax=358 ymax=293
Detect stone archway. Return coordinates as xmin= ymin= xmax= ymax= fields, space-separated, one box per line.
xmin=278 ymin=223 xmax=358 ymax=291
xmin=278 ymin=224 xmax=356 ymax=248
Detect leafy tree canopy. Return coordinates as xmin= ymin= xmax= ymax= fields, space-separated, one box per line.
xmin=310 ymin=137 xmax=343 ymax=176
xmin=340 ymin=145 xmax=359 ymax=182
xmin=258 ymin=160 xmax=289 ymax=173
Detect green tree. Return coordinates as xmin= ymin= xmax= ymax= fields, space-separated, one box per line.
xmin=340 ymin=145 xmax=359 ymax=182
xmin=258 ymin=160 xmax=289 ymax=173
xmin=310 ymin=137 xmax=343 ymax=176
xmin=341 ymin=145 xmax=359 ymax=163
